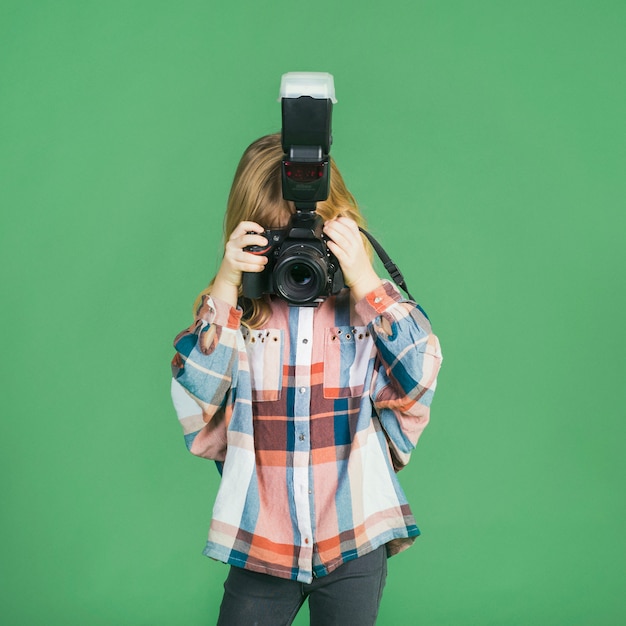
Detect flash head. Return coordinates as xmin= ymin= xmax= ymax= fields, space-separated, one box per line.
xmin=280 ymin=72 xmax=335 ymax=207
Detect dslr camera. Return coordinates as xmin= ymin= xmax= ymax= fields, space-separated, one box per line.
xmin=242 ymin=72 xmax=345 ymax=306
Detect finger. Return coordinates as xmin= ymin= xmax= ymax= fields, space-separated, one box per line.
xmin=329 ymin=216 xmax=360 ymax=236
xmin=325 ymin=216 xmax=358 ymax=237
xmin=335 ymin=216 xmax=360 ymax=231
xmin=226 ymin=233 xmax=267 ymax=254
xmin=240 ymin=232 xmax=269 ymax=249
xmin=230 ymin=221 xmax=264 ymax=239
xmin=325 ymin=239 xmax=346 ymax=262
xmin=240 ymin=249 xmax=269 ymax=263
xmin=239 ymin=251 xmax=269 ymax=271
xmin=325 ymin=238 xmax=339 ymax=253
xmin=323 ymin=219 xmax=345 ymax=239
xmin=238 ymin=259 xmax=268 ymax=273
xmin=223 ymin=248 xmax=267 ymax=271
xmin=324 ymin=220 xmax=357 ymax=250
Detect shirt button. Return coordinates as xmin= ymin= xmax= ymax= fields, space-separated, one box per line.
xmin=298 ymin=434 xmax=306 ymax=441
xmin=374 ymin=297 xmax=382 ymax=303
xmin=302 ymin=338 xmax=309 ymax=344
xmin=304 ymin=538 xmax=310 ymax=544
xmin=299 ymin=387 xmax=306 ymax=394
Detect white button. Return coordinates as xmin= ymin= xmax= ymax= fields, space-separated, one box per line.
xmin=374 ymin=297 xmax=382 ymax=303
xmin=299 ymin=387 xmax=306 ymax=394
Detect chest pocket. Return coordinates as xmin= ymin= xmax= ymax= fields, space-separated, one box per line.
xmin=323 ymin=326 xmax=373 ymax=399
xmin=244 ymin=328 xmax=284 ymax=402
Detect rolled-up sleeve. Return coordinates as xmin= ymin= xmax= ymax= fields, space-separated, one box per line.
xmin=171 ymin=294 xmax=243 ymax=459
xmin=356 ymin=281 xmax=443 ymax=470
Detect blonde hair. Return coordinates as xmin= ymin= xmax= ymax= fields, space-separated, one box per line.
xmin=195 ymin=132 xmax=369 ymax=327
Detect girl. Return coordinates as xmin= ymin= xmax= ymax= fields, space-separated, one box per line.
xmin=171 ymin=133 xmax=442 ymax=625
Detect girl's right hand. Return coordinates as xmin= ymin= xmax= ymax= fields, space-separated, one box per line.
xmin=211 ymin=221 xmax=268 ymax=306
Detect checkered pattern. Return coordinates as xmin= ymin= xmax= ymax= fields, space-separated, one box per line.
xmin=171 ymin=281 xmax=442 ymax=583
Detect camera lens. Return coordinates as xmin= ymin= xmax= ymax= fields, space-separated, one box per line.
xmin=274 ymin=245 xmax=328 ymax=305
xmin=289 ymin=264 xmax=313 ymax=286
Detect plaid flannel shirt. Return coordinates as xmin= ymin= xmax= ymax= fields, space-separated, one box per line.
xmin=171 ymin=281 xmax=442 ymax=583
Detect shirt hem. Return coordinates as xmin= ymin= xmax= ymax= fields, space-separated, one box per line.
xmin=202 ymin=524 xmax=420 ymax=584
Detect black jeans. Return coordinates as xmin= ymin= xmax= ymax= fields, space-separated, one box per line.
xmin=216 ymin=546 xmax=388 ymax=626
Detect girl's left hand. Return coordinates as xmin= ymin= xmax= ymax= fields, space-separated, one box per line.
xmin=323 ymin=216 xmax=383 ymax=301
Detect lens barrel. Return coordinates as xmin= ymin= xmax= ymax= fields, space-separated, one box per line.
xmin=274 ymin=244 xmax=329 ymax=305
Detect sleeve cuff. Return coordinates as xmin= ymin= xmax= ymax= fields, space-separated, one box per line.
xmin=354 ymin=280 xmax=404 ymax=324
xmin=196 ymin=294 xmax=243 ymax=329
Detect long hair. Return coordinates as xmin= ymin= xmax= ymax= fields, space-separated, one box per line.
xmin=194 ymin=133 xmax=369 ymax=328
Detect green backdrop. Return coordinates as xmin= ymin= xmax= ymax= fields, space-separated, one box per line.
xmin=1 ymin=1 xmax=624 ymax=624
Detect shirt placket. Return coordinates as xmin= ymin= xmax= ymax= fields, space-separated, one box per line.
xmin=292 ymin=306 xmax=314 ymax=580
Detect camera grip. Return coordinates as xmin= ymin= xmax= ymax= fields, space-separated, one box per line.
xmin=242 ymin=271 xmax=263 ymax=300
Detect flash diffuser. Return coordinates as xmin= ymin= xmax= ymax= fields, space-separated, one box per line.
xmin=279 ymin=72 xmax=337 ymax=103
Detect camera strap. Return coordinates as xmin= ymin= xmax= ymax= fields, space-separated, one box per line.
xmin=359 ymin=228 xmax=415 ymax=302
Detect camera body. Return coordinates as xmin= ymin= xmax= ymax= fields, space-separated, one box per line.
xmin=242 ymin=213 xmax=345 ymax=306
xmin=242 ymin=72 xmax=344 ymax=306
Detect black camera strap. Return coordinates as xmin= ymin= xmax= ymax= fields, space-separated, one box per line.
xmin=359 ymin=228 xmax=415 ymax=302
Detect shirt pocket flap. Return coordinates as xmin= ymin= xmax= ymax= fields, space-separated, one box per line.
xmin=323 ymin=326 xmax=372 ymax=399
xmin=244 ymin=328 xmax=284 ymax=402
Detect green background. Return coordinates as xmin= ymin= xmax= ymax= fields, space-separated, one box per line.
xmin=1 ymin=1 xmax=624 ymax=624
